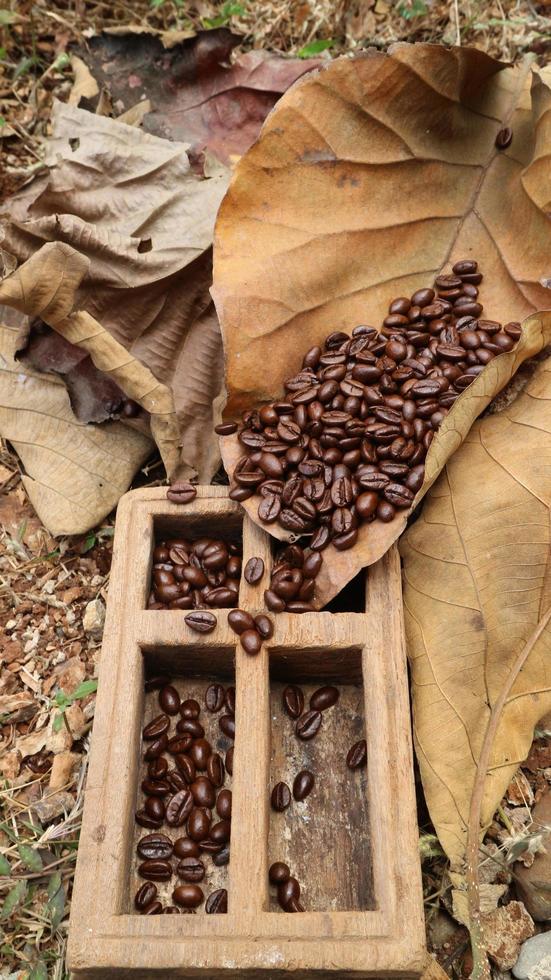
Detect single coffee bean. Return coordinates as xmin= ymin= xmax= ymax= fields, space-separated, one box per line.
xmin=210 ymin=818 xmax=231 ymax=844
xmin=213 ymin=845 xmax=230 ymax=866
xmin=269 ymin=861 xmax=290 ymax=884
xmin=137 ymin=833 xmax=173 ymax=860
xmin=148 ymin=757 xmax=168 ymax=780
xmin=144 ymin=796 xmax=165 ymax=821
xmin=219 ymin=714 xmax=236 ymax=738
xmin=159 ymin=685 xmax=180 ymax=715
xmin=271 ymin=782 xmax=292 ymax=811
xmin=226 ymin=746 xmax=234 ymax=775
xmin=138 ymin=858 xmax=172 ymax=881
xmin=199 ymin=837 xmax=224 ymax=855
xmin=173 ymin=754 xmax=195 ymax=785
xmin=189 ymin=738 xmax=212 ymax=770
xmin=240 ymin=629 xmax=262 ymax=655
xmin=347 ymin=739 xmax=367 ymax=769
xmin=216 ymin=788 xmax=232 ymax=819
xmin=135 ymin=809 xmax=163 ymax=829
xmin=205 ymin=683 xmax=225 ymax=712
xmin=187 ymin=807 xmax=211 ymax=842
xmin=163 ymin=906 xmax=181 ymax=914
xmin=177 ymin=856 xmax=205 ymax=882
xmin=228 ymin=608 xmax=256 ymax=634
xmin=264 ymin=589 xmax=286 ymax=612
xmin=167 ymin=769 xmax=188 ymax=792
xmin=166 ymin=789 xmax=194 ymax=827
xmin=135 ymin=881 xmax=158 ymax=910
xmin=452 ymin=259 xmax=477 ymax=275
xmin=286 ymin=897 xmax=305 ymax=912
xmin=295 ymin=710 xmax=322 ymax=740
xmin=172 ymin=884 xmax=204 ymax=908
xmin=145 ymin=674 xmax=170 ymax=692
xmin=310 ymin=686 xmax=339 ymax=711
xmin=258 ymin=493 xmax=281 ymax=523
xmin=214 ymin=421 xmax=238 ymax=435
xmin=177 ymin=718 xmax=205 ymax=738
xmin=143 ymin=714 xmax=170 ymax=740
xmin=143 ymin=734 xmax=168 ymax=760
xmin=173 ymin=837 xmax=200 ymax=859
xmin=207 ymin=753 xmax=225 ymax=787
xmin=293 ymin=769 xmax=315 ymax=801
xmin=225 ymin=686 xmax=236 ymax=714
xmin=179 ymin=698 xmax=201 ymax=719
xmin=141 ymin=778 xmax=170 ymax=797
xmin=277 ymin=876 xmax=300 ymax=910
xmin=206 ymin=888 xmax=228 ymax=914
xmin=167 ymin=482 xmax=197 ymax=504
xmin=244 ymin=556 xmax=265 ymax=584
xmin=191 ymin=776 xmax=216 ymax=808
xmin=255 ymin=614 xmax=274 ymax=639
xmin=184 ymin=611 xmax=217 ymax=633
xmin=495 ymin=126 xmax=513 ymax=149
xmin=282 ymin=685 xmax=304 ymax=719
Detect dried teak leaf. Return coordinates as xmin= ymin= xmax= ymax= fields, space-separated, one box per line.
xmin=213 ymin=45 xmax=551 ymax=607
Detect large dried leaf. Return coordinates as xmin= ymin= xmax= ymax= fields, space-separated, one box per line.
xmin=213 ymin=45 xmax=551 ymax=607
xmin=81 ymin=29 xmax=321 ymax=166
xmin=0 ymin=323 xmax=152 ymax=535
xmin=0 ymin=100 xmax=230 ymax=484
xmin=400 ymin=352 xmax=551 ymax=873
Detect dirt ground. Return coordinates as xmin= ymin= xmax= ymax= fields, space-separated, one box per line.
xmin=1 ymin=1 xmax=551 ymax=977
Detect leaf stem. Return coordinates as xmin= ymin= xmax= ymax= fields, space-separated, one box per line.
xmin=465 ymin=605 xmax=551 ymax=979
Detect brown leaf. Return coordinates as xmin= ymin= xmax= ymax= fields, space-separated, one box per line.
xmin=0 ymin=322 xmax=153 ymax=535
xmin=81 ymin=29 xmax=321 ymax=166
xmin=0 ymin=100 xmax=230 ymax=486
xmin=213 ymin=45 xmax=551 ymax=607
xmin=400 ymin=352 xmax=551 ymax=875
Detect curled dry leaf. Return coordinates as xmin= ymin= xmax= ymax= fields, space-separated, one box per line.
xmin=0 ymin=100 xmax=230 ymax=488
xmin=213 ymin=45 xmax=551 ymax=608
xmin=400 ymin=350 xmax=551 ymax=966
xmin=0 ymin=322 xmax=153 ymax=535
xmin=81 ymin=29 xmax=321 ymax=166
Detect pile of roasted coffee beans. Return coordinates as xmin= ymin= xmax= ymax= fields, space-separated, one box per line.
xmin=269 ymin=683 xmax=366 ymax=911
xmin=227 ymin=606 xmax=274 ymax=654
xmin=217 ymin=261 xmax=520 ymax=561
xmin=147 ymin=537 xmax=242 ymax=611
xmin=265 ymin=541 xmax=322 ymax=615
xmin=134 ymin=675 xmax=234 ymax=914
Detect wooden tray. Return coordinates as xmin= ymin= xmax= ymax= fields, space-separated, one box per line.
xmin=68 ymin=486 xmax=425 ymax=978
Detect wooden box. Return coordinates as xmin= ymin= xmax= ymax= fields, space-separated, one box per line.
xmin=68 ymin=486 xmax=425 ymax=978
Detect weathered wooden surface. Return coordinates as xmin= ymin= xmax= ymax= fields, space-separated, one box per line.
xmin=68 ymin=486 xmax=425 ymax=978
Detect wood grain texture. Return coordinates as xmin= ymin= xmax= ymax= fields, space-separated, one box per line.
xmin=67 ymin=486 xmax=424 ymax=978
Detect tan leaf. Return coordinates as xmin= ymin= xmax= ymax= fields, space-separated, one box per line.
xmin=0 ymin=323 xmax=153 ymax=535
xmin=69 ymin=55 xmax=99 ymax=106
xmin=400 ymin=354 xmax=551 ymax=875
xmin=213 ymin=45 xmax=551 ymax=607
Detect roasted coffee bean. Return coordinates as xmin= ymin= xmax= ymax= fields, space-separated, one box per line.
xmin=177 ymin=719 xmax=205 ymax=738
xmin=278 ymin=876 xmax=300 ymax=910
xmin=293 ymin=770 xmax=315 ymax=801
xmin=206 ymin=888 xmax=228 ymax=914
xmin=255 ymin=614 xmax=274 ymax=639
xmin=143 ymin=714 xmax=170 ymax=740
xmin=240 ymin=629 xmax=262 ymax=656
xmin=166 ymin=789 xmax=193 ymax=827
xmin=180 ymin=699 xmax=201 ymax=719
xmin=213 ymin=845 xmax=230 ymax=866
xmin=210 ymin=819 xmax=231 ymax=844
xmin=135 ymin=809 xmax=163 ymax=829
xmin=228 ymin=608 xmax=256 ymax=634
xmin=271 ymin=782 xmax=292 ymax=812
xmin=347 ymin=739 xmax=367 ymax=769
xmin=159 ymin=685 xmax=180 ymax=715
xmin=173 ymin=837 xmax=200 ymax=859
xmin=355 ymin=491 xmax=378 ymax=518
xmin=295 ymin=710 xmax=322 ymax=740
xmin=144 ymin=734 xmax=168 ymax=760
xmin=170 ymin=734 xmax=193 ymax=755
xmin=283 ymin=685 xmax=304 ymax=719
xmin=189 ymin=738 xmax=212 ymax=771
xmin=184 ymin=611 xmax=217 ymax=633
xmin=138 ymin=858 xmax=172 ymax=881
xmin=163 ymin=906 xmax=181 ymax=914
xmin=333 ymin=528 xmax=358 ymax=551
xmin=269 ymin=861 xmax=290 ymax=884
xmin=137 ymin=834 xmax=173 ymax=860
xmin=142 ymin=900 xmax=163 ymax=915
xmin=207 ymin=752 xmax=225 ymax=788
xmin=215 ymin=421 xmax=238 ymax=435
xmin=225 ymin=746 xmax=234 ymax=776
xmin=144 ymin=796 xmax=165 ymax=821
xmin=187 ymin=807 xmax=211 ymax=842
xmin=244 ymin=556 xmax=265 ymax=584
xmin=495 ymin=126 xmax=513 ymax=149
xmin=173 ymin=884 xmax=204 ymax=908
xmin=167 ymin=769 xmax=188 ymax=792
xmin=216 ymin=789 xmax=232 ymax=820
xmin=167 ymin=482 xmax=197 ymax=505
xmin=219 ymin=714 xmax=236 ymax=738
xmin=224 ymin=687 xmax=236 ymax=715
xmin=190 ymin=776 xmax=216 ymax=808
xmin=258 ymin=493 xmax=282 ymax=523
xmin=148 ymin=756 xmax=168 ymax=780
xmin=145 ymin=673 xmax=170 ymax=692
xmin=135 ymin=881 xmax=158 ymax=910
xmin=177 ymin=856 xmax=205 ymax=882
xmin=310 ymin=686 xmax=339 ymax=711
xmin=264 ymin=588 xmax=286 ymax=612
xmin=141 ymin=778 xmax=170 ymax=797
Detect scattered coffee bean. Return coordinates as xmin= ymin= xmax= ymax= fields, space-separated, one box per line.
xmin=159 ymin=685 xmax=180 ymax=715
xmin=213 ymin=846 xmax=230 ymax=867
xmin=495 ymin=126 xmax=513 ymax=149
xmin=271 ymin=781 xmax=292 ymax=812
xmin=135 ymin=881 xmax=158 ymax=910
xmin=214 ymin=422 xmax=238 ymax=435
xmin=165 ymin=789 xmax=194 ymax=827
xmin=207 ymin=753 xmax=225 ymax=788
xmin=166 ymin=482 xmax=197 ymax=505
xmin=228 ymin=609 xmax=256 ymax=634
xmin=205 ymin=684 xmax=225 ymax=712
xmin=219 ymin=714 xmax=236 ymax=739
xmin=216 ymin=789 xmax=232 ymax=820
xmin=189 ymin=738 xmax=212 ymax=770
xmin=255 ymin=614 xmax=274 ymax=639
xmin=282 ymin=685 xmax=304 ymax=719
xmin=184 ymin=611 xmax=217 ymax=633
xmin=190 ymin=776 xmax=216 ymax=808
xmin=240 ymin=628 xmax=262 ymax=655
xmin=148 ymin=534 xmax=242 ymax=612
xmin=293 ymin=770 xmax=315 ymax=801
xmin=277 ymin=876 xmax=301 ymax=911
xmin=244 ymin=556 xmax=265 ymax=584
xmin=206 ymin=888 xmax=228 ymax=913
xmin=135 ymin=809 xmax=163 ymax=830
xmin=177 ymin=856 xmax=205 ymax=882
xmin=346 ymin=739 xmax=367 ymax=770
xmin=269 ymin=862 xmax=290 ymax=885
xmin=310 ymin=686 xmax=339 ymax=711
xmin=172 ymin=884 xmax=204 ymax=908
xmin=173 ymin=837 xmax=200 ymax=859
xmin=138 ymin=858 xmax=173 ymax=881
xmin=180 ymin=698 xmax=200 ymax=719
xmin=225 ymin=686 xmax=236 ymax=715
xmin=295 ymin=710 xmax=322 ymax=740
xmin=188 ymin=807 xmax=212 ymax=842
xmin=225 ymin=746 xmax=234 ymax=776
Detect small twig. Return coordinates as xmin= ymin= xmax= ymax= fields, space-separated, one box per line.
xmin=453 ymin=0 xmax=461 ymax=45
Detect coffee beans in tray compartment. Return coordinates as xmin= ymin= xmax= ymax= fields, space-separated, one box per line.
xmin=147 ymin=535 xmax=242 ymax=611
xmin=133 ymin=673 xmax=233 ymax=914
xmin=217 ymin=262 xmax=521 ymax=612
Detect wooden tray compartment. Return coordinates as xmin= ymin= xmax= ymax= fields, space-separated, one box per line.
xmin=68 ymin=487 xmax=425 ymax=979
